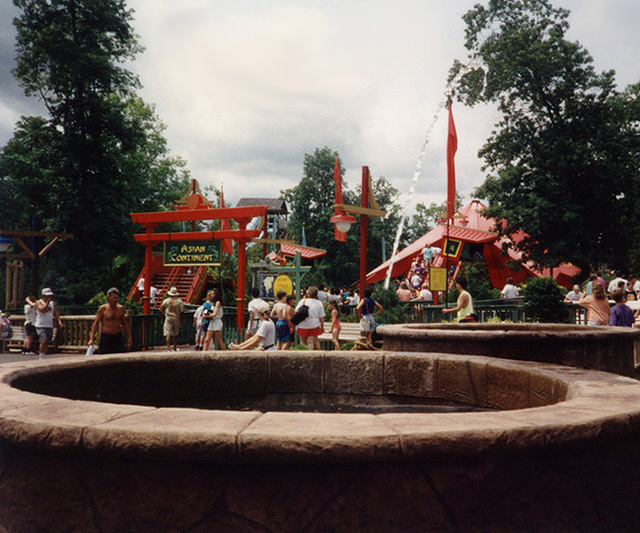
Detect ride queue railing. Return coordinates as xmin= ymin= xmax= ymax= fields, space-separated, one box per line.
xmin=2 ymin=300 xmax=588 ymax=353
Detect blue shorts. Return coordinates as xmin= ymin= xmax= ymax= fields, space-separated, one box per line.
xmin=275 ymin=320 xmax=292 ymax=342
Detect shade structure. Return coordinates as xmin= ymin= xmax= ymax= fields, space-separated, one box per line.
xmin=280 ymin=243 xmax=327 ymax=261
xmin=366 ymin=200 xmax=580 ymax=288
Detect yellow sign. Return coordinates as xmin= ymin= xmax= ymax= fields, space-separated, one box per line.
xmin=164 ymin=241 xmax=220 ymax=266
xmin=443 ymin=238 xmax=463 ymax=259
xmin=429 ymin=267 xmax=447 ymax=292
xmin=273 ymin=274 xmax=294 ymax=296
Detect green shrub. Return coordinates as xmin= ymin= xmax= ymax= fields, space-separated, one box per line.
xmin=522 ymin=277 xmax=570 ymax=323
xmin=371 ymin=284 xmax=409 ymax=324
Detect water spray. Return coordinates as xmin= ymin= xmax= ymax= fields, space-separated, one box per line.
xmin=383 ymin=57 xmax=487 ymax=289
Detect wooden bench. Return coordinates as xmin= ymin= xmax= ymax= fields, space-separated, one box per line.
xmin=318 ymin=322 xmax=363 ymax=347
xmin=1 ymin=325 xmax=27 ymax=353
xmin=0 ymin=315 xmax=91 ymax=354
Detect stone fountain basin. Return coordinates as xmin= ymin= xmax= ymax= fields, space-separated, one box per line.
xmin=1 ymin=351 xmax=640 ymax=532
xmin=379 ymin=322 xmax=640 ymax=377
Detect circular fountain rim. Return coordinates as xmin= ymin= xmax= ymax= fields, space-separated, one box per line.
xmin=1 ymin=351 xmax=639 ymax=464
xmin=378 ymin=322 xmax=640 ymax=338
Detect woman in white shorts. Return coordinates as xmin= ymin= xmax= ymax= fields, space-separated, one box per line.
xmin=204 ymin=288 xmax=226 ymax=350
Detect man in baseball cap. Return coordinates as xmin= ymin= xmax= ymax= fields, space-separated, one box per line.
xmin=35 ymin=288 xmax=63 ymax=359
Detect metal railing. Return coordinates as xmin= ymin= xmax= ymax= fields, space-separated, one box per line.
xmin=2 ymin=300 xmax=590 ymax=354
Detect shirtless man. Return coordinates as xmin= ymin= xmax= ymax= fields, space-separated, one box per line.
xmin=88 ymin=287 xmax=132 ymax=354
xmin=271 ymin=290 xmax=294 ymax=350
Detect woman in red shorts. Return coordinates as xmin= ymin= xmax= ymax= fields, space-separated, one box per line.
xmin=294 ymin=286 xmax=325 ymax=350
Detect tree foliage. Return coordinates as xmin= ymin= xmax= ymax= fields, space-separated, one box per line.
xmin=522 ymin=276 xmax=569 ymax=323
xmin=453 ymin=0 xmax=640 ymax=274
xmin=1 ymin=0 xmax=190 ymax=302
xmin=281 ymin=147 xmax=406 ymax=288
xmin=403 ymin=193 xmax=464 ymax=245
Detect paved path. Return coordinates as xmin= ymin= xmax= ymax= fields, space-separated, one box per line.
xmin=0 ymin=346 xmax=198 ymax=365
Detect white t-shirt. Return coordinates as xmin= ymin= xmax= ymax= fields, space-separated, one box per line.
xmin=248 ymin=298 xmax=267 ymax=332
xmin=24 ymin=303 xmax=37 ymax=325
xmin=501 ymin=284 xmax=519 ymax=298
xmin=194 ymin=305 xmax=205 ymax=327
xmin=256 ymin=319 xmax=276 ymax=350
xmin=150 ymin=286 xmax=159 ymax=305
xmin=419 ymin=289 xmax=433 ymax=302
xmin=35 ymin=300 xmax=55 ymax=328
xmin=608 ymin=277 xmax=627 ymax=294
xmin=295 ymin=298 xmax=325 ymax=329
xmin=565 ymin=291 xmax=582 ymax=302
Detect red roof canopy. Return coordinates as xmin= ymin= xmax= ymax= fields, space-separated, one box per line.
xmin=366 ymin=200 xmax=580 ymax=288
xmin=280 ymin=243 xmax=327 ymax=261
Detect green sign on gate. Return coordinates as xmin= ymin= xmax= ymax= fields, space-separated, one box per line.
xmin=164 ymin=240 xmax=221 ymax=266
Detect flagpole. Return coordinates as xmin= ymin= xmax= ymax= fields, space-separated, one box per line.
xmin=446 ymin=216 xmax=450 ymax=310
xmin=445 ymin=98 xmax=457 ymax=315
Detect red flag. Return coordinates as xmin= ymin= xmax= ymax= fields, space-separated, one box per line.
xmin=220 ymin=185 xmax=233 ymax=254
xmin=333 ymin=154 xmax=347 ymax=242
xmin=446 ymin=102 xmax=458 ymax=220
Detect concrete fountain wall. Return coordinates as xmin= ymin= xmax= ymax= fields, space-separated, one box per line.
xmin=1 ymin=351 xmax=640 ymax=532
xmin=379 ymin=323 xmax=640 ymax=377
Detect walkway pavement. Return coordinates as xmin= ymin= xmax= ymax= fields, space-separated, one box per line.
xmin=0 ymin=345 xmax=197 ymax=365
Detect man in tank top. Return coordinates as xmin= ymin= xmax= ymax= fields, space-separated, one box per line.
xmin=442 ymin=278 xmax=474 ymax=322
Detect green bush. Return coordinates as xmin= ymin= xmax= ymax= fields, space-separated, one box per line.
xmin=522 ymin=277 xmax=570 ymax=323
xmin=464 ymin=260 xmax=502 ymax=300
xmin=371 ymin=284 xmax=409 ymax=324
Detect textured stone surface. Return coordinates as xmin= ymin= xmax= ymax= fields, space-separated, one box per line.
xmin=379 ymin=323 xmax=640 ymax=376
xmin=385 ymin=352 xmax=436 ymax=398
xmin=1 ymin=351 xmax=640 ymax=531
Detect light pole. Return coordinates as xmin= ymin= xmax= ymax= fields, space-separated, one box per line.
xmin=331 ymin=164 xmax=386 ymax=296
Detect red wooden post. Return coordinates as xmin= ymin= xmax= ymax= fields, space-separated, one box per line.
xmin=360 ymin=166 xmax=369 ymax=296
xmin=236 ymin=221 xmax=247 ymax=333
xmin=131 ymin=200 xmax=268 ymax=336
xmin=143 ymin=225 xmax=155 ymax=315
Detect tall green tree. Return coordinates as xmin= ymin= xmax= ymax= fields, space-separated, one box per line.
xmin=1 ymin=0 xmax=190 ymax=301
xmin=282 ymin=147 xmax=359 ymax=286
xmin=453 ymin=0 xmax=640 ymax=273
xmin=282 ymin=147 xmax=404 ymax=288
xmin=403 ymin=193 xmax=465 ymax=245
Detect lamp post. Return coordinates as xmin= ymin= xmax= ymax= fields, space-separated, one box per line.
xmin=331 ymin=165 xmax=386 ymax=296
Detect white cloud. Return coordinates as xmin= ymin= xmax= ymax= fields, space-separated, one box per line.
xmin=1 ymin=0 xmax=639 ymax=215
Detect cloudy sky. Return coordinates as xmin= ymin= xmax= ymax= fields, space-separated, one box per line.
xmin=1 ymin=0 xmax=639 ymax=214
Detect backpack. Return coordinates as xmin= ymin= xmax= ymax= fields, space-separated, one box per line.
xmin=290 ymin=301 xmax=309 ymax=326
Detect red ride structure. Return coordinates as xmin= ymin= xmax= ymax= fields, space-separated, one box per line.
xmin=130 ymin=187 xmax=267 ymax=330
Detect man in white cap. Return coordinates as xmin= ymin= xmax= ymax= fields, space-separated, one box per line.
xmin=160 ymin=287 xmax=185 ymax=351
xmin=35 ymin=288 xmax=63 ymax=359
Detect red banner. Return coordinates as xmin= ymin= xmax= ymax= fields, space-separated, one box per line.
xmin=446 ymin=102 xmax=458 ymax=220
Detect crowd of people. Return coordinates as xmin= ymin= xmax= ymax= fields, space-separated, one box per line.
xmin=0 ymin=288 xmax=65 ymax=359
xmin=395 ymin=255 xmax=435 ymax=303
xmin=571 ymin=270 xmax=640 ymax=327
xmin=6 ymin=266 xmax=638 ymax=358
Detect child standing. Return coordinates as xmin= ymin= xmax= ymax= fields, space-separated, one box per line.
xmin=328 ymin=299 xmax=341 ymax=350
xmin=610 ymin=290 xmax=635 ymax=327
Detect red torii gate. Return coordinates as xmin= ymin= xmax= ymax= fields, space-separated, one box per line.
xmin=130 ymin=192 xmax=268 ymax=330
